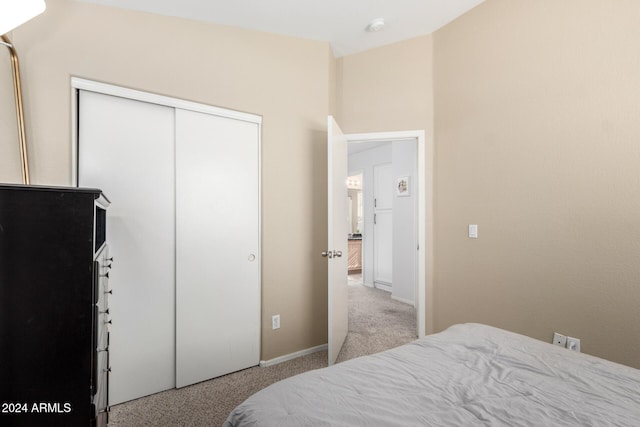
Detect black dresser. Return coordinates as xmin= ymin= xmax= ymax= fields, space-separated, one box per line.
xmin=0 ymin=184 xmax=111 ymax=426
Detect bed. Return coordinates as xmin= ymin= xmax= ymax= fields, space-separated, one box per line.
xmin=224 ymin=323 xmax=640 ymax=426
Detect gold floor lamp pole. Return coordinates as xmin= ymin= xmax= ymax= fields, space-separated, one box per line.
xmin=1 ymin=34 xmax=30 ymax=185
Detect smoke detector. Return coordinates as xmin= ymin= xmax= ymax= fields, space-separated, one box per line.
xmin=367 ymin=18 xmax=385 ymax=32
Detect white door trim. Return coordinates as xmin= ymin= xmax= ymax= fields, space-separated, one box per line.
xmin=345 ymin=130 xmax=432 ymax=338
xmin=71 ymin=78 xmax=261 ymax=123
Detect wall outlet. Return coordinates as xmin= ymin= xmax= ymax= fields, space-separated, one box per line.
xmin=272 ymin=314 xmax=280 ymax=330
xmin=566 ymin=336 xmax=581 ymax=352
xmin=553 ymin=332 xmax=567 ymax=347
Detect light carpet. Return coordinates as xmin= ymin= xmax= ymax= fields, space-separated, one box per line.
xmin=109 ymin=284 xmax=416 ymax=426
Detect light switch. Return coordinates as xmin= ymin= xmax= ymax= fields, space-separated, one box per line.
xmin=468 ymin=224 xmax=478 ymax=239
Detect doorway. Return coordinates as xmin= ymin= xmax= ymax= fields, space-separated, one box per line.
xmin=346 ymin=139 xmax=417 ymax=338
xmin=344 ymin=130 xmax=429 ymax=339
xmin=327 ymin=122 xmax=432 ymax=364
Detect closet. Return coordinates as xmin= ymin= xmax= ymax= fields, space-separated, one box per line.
xmin=75 ymin=79 xmax=261 ymax=404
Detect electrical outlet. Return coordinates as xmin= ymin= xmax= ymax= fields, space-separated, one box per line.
xmin=566 ymin=337 xmax=581 ymax=352
xmin=553 ymin=332 xmax=567 ymax=347
xmin=272 ymin=314 xmax=280 ymax=330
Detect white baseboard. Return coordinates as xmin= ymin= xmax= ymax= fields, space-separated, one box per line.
xmin=391 ymin=294 xmax=415 ymax=307
xmin=374 ymin=282 xmax=392 ymax=293
xmin=259 ymin=343 xmax=328 ymax=368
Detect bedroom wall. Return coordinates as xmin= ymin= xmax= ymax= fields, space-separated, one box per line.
xmin=7 ymin=0 xmax=638 ymax=371
xmin=336 ymin=35 xmax=434 ymax=136
xmin=433 ymin=0 xmax=640 ymax=368
xmin=336 ymin=0 xmax=640 ymax=369
xmin=6 ymin=0 xmax=332 ymax=361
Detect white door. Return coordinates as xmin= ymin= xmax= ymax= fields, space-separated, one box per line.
xmin=374 ymin=164 xmax=393 ymax=287
xmin=175 ymin=109 xmax=261 ymax=387
xmin=78 ymin=91 xmax=176 ymax=404
xmin=327 ymin=116 xmax=349 ymax=365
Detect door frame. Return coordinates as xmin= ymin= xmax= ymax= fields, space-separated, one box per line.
xmin=345 ymin=130 xmax=432 ymax=338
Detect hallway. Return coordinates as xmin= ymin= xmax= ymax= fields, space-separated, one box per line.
xmin=337 ymin=283 xmax=417 ymax=363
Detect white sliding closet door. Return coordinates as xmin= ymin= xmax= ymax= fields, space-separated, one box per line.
xmin=78 ymin=91 xmax=176 ymax=404
xmin=175 ymin=109 xmax=260 ymax=388
xmin=76 ymin=79 xmax=261 ymax=402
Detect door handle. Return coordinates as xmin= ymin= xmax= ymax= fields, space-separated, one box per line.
xmin=322 ymin=250 xmax=342 ymax=258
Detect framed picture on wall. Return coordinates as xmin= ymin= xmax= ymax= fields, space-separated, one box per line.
xmin=397 ymin=176 xmax=410 ymax=197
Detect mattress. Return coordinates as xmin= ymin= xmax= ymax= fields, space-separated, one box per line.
xmin=224 ymin=323 xmax=640 ymax=426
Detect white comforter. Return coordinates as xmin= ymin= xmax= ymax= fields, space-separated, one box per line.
xmin=224 ymin=323 xmax=640 ymax=426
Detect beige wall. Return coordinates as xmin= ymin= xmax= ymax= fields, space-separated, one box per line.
xmin=6 ymin=0 xmax=331 ymax=360
xmin=5 ymin=0 xmax=639 ymax=370
xmin=336 ymin=35 xmax=434 ymax=136
xmin=434 ymin=0 xmax=640 ymax=368
xmin=337 ymin=0 xmax=640 ymax=369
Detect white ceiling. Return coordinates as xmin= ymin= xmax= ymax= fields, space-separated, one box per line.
xmin=76 ymin=0 xmax=484 ymax=57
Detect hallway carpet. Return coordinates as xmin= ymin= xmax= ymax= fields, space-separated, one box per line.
xmin=337 ymin=283 xmax=417 ymax=362
xmin=109 ymin=285 xmax=416 ymax=426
